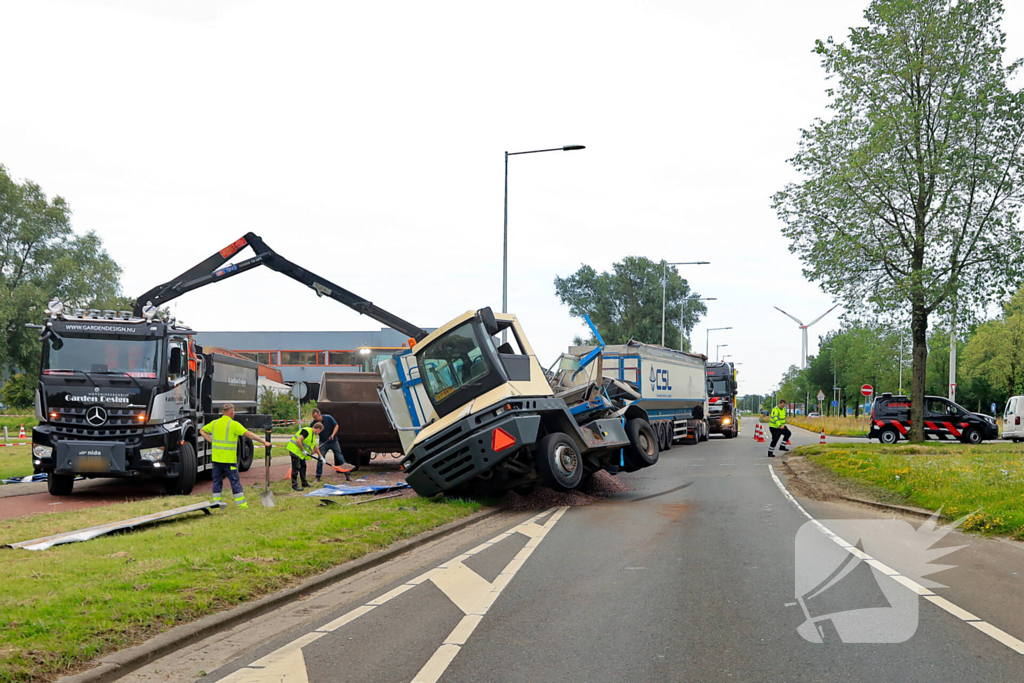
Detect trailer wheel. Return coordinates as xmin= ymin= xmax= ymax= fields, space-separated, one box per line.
xmin=661 ymin=424 xmax=672 ymax=451
xmin=536 ymin=432 xmax=584 ymax=491
xmin=165 ymin=442 xmax=197 ymax=495
xmin=237 ymin=438 xmax=254 ymax=473
xmin=625 ymin=419 xmax=659 ymax=469
xmin=47 ymin=472 xmax=74 ymax=496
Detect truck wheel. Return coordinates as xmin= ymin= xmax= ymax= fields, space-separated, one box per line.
xmin=165 ymin=442 xmax=197 ymax=495
xmin=237 ymin=438 xmax=254 ymax=473
xmin=879 ymin=427 xmax=899 ymax=444
xmin=536 ymin=432 xmax=584 ymax=491
xmin=662 ymin=424 xmax=672 ymax=451
xmin=47 ymin=472 xmax=74 ymax=496
xmin=961 ymin=428 xmax=983 ymax=445
xmin=625 ymin=419 xmax=659 ymax=469
xmin=358 ymin=452 xmax=373 ymax=467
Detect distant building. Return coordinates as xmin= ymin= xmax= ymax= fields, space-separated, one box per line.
xmin=193 ymin=327 xmax=431 ymax=387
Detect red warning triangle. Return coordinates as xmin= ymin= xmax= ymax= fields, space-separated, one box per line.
xmin=492 ymin=427 xmax=516 ymax=452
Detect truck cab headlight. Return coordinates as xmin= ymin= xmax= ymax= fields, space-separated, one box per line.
xmin=140 ymin=447 xmax=164 ymax=462
xmin=32 ymin=444 xmax=53 ymax=459
xmin=722 ymin=418 xmax=731 ymax=425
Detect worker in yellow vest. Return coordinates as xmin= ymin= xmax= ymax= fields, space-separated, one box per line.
xmin=287 ymin=422 xmax=324 ymax=491
xmin=767 ymin=399 xmax=792 ymax=458
xmin=199 ymin=403 xmax=271 ymax=509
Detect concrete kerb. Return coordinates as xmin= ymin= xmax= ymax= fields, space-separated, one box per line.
xmin=57 ymin=505 xmax=508 ymax=683
xmin=835 ymin=493 xmax=944 ymax=521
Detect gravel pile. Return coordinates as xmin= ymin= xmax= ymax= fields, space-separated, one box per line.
xmin=502 ymin=471 xmax=632 ymax=511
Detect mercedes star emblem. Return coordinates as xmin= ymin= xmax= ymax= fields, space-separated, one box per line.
xmin=86 ymin=406 xmax=108 ymax=426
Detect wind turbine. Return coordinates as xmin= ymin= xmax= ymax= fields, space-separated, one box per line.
xmin=774 ymin=305 xmax=839 ymax=369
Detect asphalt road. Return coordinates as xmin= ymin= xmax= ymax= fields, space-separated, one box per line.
xmin=115 ymin=420 xmax=1024 ymax=683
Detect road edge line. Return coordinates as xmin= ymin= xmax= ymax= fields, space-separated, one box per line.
xmin=56 ymin=505 xmax=509 ymax=683
xmin=768 ymin=465 xmax=1024 ymax=656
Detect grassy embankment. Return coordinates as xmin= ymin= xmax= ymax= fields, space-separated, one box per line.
xmin=800 ymin=441 xmax=1024 ymax=538
xmin=0 ymin=445 xmax=33 ymax=479
xmin=789 ymin=415 xmax=869 ymax=436
xmin=0 ymin=484 xmax=479 ymax=682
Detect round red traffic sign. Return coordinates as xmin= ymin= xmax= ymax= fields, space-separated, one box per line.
xmin=861 ymin=384 xmax=873 ymax=396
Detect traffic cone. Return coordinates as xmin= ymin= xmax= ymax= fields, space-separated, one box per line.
xmin=819 ymin=428 xmax=826 ymax=444
xmin=754 ymin=423 xmax=766 ymax=443
xmin=19 ymin=424 xmax=26 ymax=438
xmin=752 ymin=422 xmax=759 ymax=440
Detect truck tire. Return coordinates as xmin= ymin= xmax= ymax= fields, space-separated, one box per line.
xmin=237 ymin=438 xmax=254 ymax=473
xmin=357 ymin=452 xmax=373 ymax=467
xmin=661 ymin=424 xmax=672 ymax=451
xmin=47 ymin=472 xmax=74 ymax=496
xmin=625 ymin=419 xmax=659 ymax=469
xmin=536 ymin=432 xmax=584 ymax=491
xmin=165 ymin=442 xmax=197 ymax=496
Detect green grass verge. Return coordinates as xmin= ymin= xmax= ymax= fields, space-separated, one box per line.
xmin=0 ymin=485 xmax=480 ymax=682
xmin=0 ymin=445 xmax=34 ymax=480
xmin=801 ymin=442 xmax=1024 ymax=538
xmin=0 ymin=416 xmax=37 ymax=434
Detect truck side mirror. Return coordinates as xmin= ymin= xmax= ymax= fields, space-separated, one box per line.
xmin=169 ymin=348 xmax=183 ymax=376
xmin=707 ymin=380 xmax=714 ymax=395
xmin=478 ymin=307 xmax=500 ymax=338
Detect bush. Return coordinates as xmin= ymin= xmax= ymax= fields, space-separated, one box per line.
xmin=1 ymin=374 xmax=35 ymax=410
xmin=258 ymin=387 xmax=317 ymax=423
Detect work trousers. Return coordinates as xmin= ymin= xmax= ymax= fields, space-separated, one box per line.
xmin=290 ymin=455 xmax=309 ymax=486
xmin=768 ymin=426 xmax=792 ymax=451
xmin=316 ymin=439 xmax=344 ymax=477
xmin=211 ymin=462 xmax=247 ymax=508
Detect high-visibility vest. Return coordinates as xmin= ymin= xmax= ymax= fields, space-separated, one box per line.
xmin=287 ymin=427 xmax=317 ymax=460
xmin=770 ymin=406 xmax=787 ymax=428
xmin=206 ymin=415 xmax=246 ymax=464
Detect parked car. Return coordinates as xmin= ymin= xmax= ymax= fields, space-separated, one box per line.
xmin=808 ymin=412 xmax=821 ymax=418
xmin=1002 ymin=396 xmax=1024 ymax=443
xmin=869 ymin=393 xmax=998 ymax=444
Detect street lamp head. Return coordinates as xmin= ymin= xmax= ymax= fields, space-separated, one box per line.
xmin=562 ymin=145 xmax=586 ymax=151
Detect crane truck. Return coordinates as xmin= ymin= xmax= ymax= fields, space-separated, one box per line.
xmin=30 ymin=233 xmax=427 ymax=497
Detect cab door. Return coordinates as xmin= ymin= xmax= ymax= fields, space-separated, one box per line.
xmin=1005 ymin=397 xmax=1020 ymax=438
xmin=924 ymin=398 xmax=955 ymax=440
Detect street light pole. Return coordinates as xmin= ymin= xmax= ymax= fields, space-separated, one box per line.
xmin=503 ymin=144 xmax=585 ymax=342
xmin=680 ymin=297 xmax=716 ymax=352
xmin=706 ymin=326 xmax=732 ymax=358
xmin=661 ymin=261 xmax=709 ymax=347
xmin=716 ymin=343 xmax=728 ymax=361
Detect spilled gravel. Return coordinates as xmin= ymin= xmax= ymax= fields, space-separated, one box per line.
xmin=502 ymin=471 xmax=633 ymax=510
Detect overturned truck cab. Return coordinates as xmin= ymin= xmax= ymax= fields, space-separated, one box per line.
xmin=377 ymin=308 xmax=659 ymax=497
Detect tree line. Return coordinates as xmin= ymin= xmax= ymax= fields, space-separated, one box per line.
xmin=770 ymin=285 xmax=1024 ymax=417
xmin=0 ymin=164 xmax=126 ymax=408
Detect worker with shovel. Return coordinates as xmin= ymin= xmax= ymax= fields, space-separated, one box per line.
xmin=200 ymin=403 xmax=271 ymax=509
xmin=286 ymin=422 xmax=323 ymax=491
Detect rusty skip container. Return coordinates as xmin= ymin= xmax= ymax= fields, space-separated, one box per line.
xmin=316 ymin=372 xmax=402 ymax=466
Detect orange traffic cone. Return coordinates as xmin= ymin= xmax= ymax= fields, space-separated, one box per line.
xmin=19 ymin=424 xmax=25 ymax=438
xmin=754 ymin=423 xmax=766 ymax=443
xmin=819 ymin=428 xmax=826 ymax=444
xmin=752 ymin=422 xmax=759 ymax=440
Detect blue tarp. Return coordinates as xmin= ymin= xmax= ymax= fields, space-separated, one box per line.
xmin=305 ymin=481 xmax=410 ymax=497
xmin=2 ymin=473 xmax=84 ymax=485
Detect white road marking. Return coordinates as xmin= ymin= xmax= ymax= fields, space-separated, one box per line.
xmin=219 ymin=507 xmax=569 ymax=682
xmin=768 ymin=465 xmax=1024 ymax=656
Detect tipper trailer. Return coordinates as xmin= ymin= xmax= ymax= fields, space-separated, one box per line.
xmin=570 ymin=341 xmax=710 ymax=449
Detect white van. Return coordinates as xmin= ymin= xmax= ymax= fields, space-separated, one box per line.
xmin=1002 ymin=397 xmax=1024 ymax=442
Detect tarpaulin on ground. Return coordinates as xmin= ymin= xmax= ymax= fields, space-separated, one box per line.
xmin=7 ymin=501 xmax=226 ymax=551
xmin=1 ymin=473 xmax=85 ymax=485
xmin=304 ymin=482 xmax=410 ymax=497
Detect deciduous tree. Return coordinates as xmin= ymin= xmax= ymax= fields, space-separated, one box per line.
xmin=773 ymin=0 xmax=1024 ymax=441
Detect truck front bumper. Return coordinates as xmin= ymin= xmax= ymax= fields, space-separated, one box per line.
xmin=31 ymin=425 xmax=180 ymax=478
xmin=403 ymin=414 xmax=541 ymax=497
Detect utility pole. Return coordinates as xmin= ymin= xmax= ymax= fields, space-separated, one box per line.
xmin=949 ymin=306 xmax=957 ymax=402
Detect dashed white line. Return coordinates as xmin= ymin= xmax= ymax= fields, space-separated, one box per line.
xmin=768 ymin=464 xmax=1024 ymax=656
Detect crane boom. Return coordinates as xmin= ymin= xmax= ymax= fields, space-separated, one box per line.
xmin=132 ymin=233 xmax=428 ymax=341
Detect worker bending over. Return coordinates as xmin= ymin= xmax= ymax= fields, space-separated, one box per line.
xmin=287 ymin=422 xmax=324 ymax=491
xmin=767 ymin=399 xmax=791 ymax=458
xmin=200 ymin=403 xmax=271 ymax=509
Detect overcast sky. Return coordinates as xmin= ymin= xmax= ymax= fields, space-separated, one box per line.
xmin=2 ymin=0 xmax=1022 ymax=394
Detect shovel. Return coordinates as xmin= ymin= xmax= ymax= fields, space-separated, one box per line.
xmin=259 ymin=430 xmax=276 ymax=508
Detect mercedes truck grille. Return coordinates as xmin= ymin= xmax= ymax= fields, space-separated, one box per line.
xmin=49 ymin=407 xmax=146 ymax=444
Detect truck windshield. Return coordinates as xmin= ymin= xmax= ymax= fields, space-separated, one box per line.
xmin=419 ymin=322 xmax=493 ymax=408
xmin=43 ymin=336 xmax=161 ymax=378
xmin=709 ymin=379 xmax=731 ymax=396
